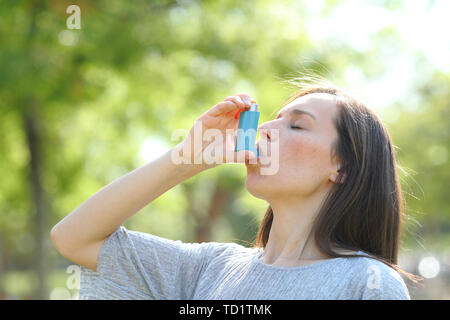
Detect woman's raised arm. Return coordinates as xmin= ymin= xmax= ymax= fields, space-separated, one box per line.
xmin=50 ymin=147 xmax=205 ymax=271
xmin=50 ymin=93 xmax=255 ymax=271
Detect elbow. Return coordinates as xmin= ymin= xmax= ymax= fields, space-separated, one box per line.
xmin=50 ymin=223 xmax=71 ymax=258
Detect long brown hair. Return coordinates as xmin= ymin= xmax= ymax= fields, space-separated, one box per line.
xmin=253 ymin=79 xmax=421 ymax=283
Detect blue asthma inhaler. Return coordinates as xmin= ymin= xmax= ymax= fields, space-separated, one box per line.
xmin=235 ymin=99 xmax=260 ymax=157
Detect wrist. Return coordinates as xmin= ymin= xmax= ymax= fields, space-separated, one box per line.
xmin=168 ymin=143 xmax=214 ymax=176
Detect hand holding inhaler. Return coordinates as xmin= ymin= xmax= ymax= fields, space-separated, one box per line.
xmin=176 ymin=94 xmax=259 ymax=169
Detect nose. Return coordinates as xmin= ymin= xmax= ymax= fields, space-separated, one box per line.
xmin=258 ymin=124 xmax=272 ymax=142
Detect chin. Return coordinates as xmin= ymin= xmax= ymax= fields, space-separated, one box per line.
xmin=245 ymin=167 xmax=271 ymax=200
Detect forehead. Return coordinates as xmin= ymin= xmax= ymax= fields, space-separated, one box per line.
xmin=278 ymin=93 xmax=338 ymax=118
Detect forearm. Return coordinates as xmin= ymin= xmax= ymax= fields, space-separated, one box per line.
xmin=51 ymin=144 xmax=204 ymax=251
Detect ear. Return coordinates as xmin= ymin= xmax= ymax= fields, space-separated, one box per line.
xmin=329 ymin=167 xmax=346 ymax=184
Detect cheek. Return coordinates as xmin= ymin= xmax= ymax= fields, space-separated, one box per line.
xmin=284 ymin=137 xmax=321 ymax=163
xmin=281 ymin=136 xmax=332 ymax=177
xmin=245 ymin=135 xmax=333 ymax=197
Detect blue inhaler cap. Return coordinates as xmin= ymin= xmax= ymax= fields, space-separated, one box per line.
xmin=235 ymin=100 xmax=260 ymax=157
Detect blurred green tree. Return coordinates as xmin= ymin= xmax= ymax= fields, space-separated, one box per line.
xmin=0 ymin=0 xmax=448 ymax=299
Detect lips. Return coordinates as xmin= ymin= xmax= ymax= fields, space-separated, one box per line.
xmin=254 ymin=141 xmax=272 ymax=163
xmin=256 ymin=142 xmax=266 ymax=157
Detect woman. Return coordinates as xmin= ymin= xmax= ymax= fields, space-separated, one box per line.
xmin=51 ymin=80 xmax=418 ymax=299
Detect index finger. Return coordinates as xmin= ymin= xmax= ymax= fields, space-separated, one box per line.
xmin=208 ymin=100 xmax=249 ymax=117
xmin=234 ymin=93 xmax=253 ymax=105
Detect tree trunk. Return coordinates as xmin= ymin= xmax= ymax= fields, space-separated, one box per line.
xmin=182 ymin=180 xmax=235 ymax=243
xmin=194 ymin=182 xmax=232 ymax=243
xmin=23 ymin=101 xmax=49 ymax=299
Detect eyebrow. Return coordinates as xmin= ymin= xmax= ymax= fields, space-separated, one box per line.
xmin=276 ymin=108 xmax=316 ymax=120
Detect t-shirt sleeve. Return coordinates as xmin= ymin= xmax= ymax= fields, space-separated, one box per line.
xmin=360 ymin=262 xmax=411 ymax=300
xmin=78 ymin=226 xmax=231 ymax=300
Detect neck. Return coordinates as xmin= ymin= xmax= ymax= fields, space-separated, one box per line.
xmin=261 ymin=190 xmax=330 ymax=266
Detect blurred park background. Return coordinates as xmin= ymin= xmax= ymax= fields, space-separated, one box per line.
xmin=0 ymin=0 xmax=449 ymax=299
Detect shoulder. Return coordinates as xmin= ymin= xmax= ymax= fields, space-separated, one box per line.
xmin=96 ymin=226 xmax=253 ymax=273
xmin=342 ymin=251 xmax=411 ymax=300
xmin=205 ymin=240 xmax=257 ymax=259
xmin=120 ymin=226 xmax=253 ymax=256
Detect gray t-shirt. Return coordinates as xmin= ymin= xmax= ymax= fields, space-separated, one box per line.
xmin=79 ymin=226 xmax=410 ymax=300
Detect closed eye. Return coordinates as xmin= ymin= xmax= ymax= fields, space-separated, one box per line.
xmin=290 ymin=125 xmax=302 ymax=130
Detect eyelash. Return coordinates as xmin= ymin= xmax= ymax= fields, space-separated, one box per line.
xmin=276 ymin=115 xmax=304 ymax=130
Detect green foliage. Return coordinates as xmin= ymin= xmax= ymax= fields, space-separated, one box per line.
xmin=0 ymin=0 xmax=448 ymax=299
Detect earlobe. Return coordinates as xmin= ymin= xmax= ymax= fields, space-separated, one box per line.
xmin=330 ymin=169 xmax=345 ymax=184
xmin=329 ymin=172 xmax=339 ymax=183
